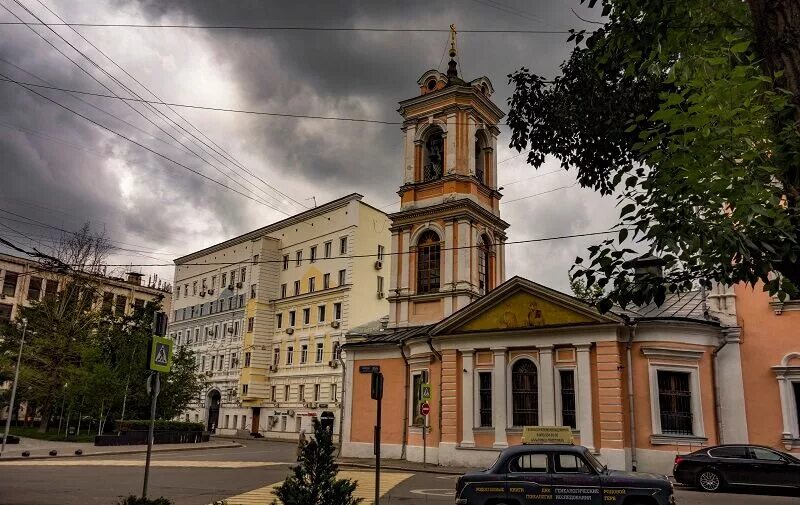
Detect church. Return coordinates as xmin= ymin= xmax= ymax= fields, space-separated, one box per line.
xmin=339 ymin=36 xmax=799 ymax=475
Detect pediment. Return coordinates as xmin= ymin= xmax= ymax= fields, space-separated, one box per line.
xmin=431 ymin=277 xmax=620 ymax=335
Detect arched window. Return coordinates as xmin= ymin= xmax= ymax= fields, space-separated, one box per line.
xmin=416 ymin=230 xmax=441 ymax=294
xmin=478 ymin=235 xmax=491 ymax=295
xmin=423 ymin=127 xmax=444 ymax=182
xmin=474 ymin=132 xmax=486 ymax=184
xmin=512 ymin=359 xmax=538 ymax=426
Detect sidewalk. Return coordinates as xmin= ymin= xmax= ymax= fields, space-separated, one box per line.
xmin=337 ymin=456 xmax=476 ymax=475
xmin=0 ymin=436 xmax=241 ymax=461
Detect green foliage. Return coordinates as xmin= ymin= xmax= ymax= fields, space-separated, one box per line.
xmin=569 ymin=277 xmax=606 ymax=306
xmin=116 ymin=496 xmax=172 ymax=505
xmin=116 ymin=420 xmax=205 ymax=432
xmin=272 ymin=418 xmax=362 ymax=505
xmin=507 ymin=0 xmax=800 ymax=311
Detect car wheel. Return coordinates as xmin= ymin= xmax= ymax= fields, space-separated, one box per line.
xmin=697 ymin=469 xmax=723 ymax=492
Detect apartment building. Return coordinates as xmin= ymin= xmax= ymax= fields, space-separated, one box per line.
xmin=168 ymin=194 xmax=391 ymax=438
xmin=0 ymin=252 xmax=171 ymax=325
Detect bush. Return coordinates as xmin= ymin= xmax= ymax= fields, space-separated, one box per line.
xmin=115 ymin=420 xmax=205 ymax=432
xmin=117 ymin=496 xmax=172 ymax=505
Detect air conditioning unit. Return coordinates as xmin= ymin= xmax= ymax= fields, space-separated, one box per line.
xmin=330 ymin=320 xmax=341 ymax=329
xmin=286 ymin=327 xmax=295 ymax=335
xmin=377 ymin=291 xmax=385 ymax=299
xmin=207 ymin=288 xmax=214 ymax=295
xmin=236 ymin=282 xmax=243 ymax=288
xmin=228 ymin=284 xmax=234 ymax=290
xmin=204 ymin=370 xmax=213 ymax=377
xmin=305 ymin=402 xmax=317 ymax=409
xmin=199 ymin=291 xmax=206 ymax=297
xmin=328 ymin=360 xmax=338 ymax=369
xmin=269 ymin=365 xmax=277 ymax=372
xmin=288 ymin=410 xmax=295 ymax=417
xmin=374 ymin=260 xmax=383 ymax=270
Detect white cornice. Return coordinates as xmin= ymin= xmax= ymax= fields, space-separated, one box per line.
xmin=641 ymin=346 xmax=704 ymax=362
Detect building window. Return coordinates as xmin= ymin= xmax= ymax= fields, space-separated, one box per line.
xmin=474 ymin=131 xmax=487 ymax=183
xmin=314 ymin=384 xmax=320 ymax=402
xmin=332 ymin=342 xmax=340 ymax=361
xmin=115 ymin=295 xmax=127 ymax=316
xmin=339 ymin=236 xmax=348 ymax=255
xmin=228 ymin=297 xmax=233 ymax=310
xmin=324 ymin=241 xmax=332 ymax=258
xmin=199 ymin=303 xmax=204 ymax=316
xmin=295 ymin=250 xmax=303 ymax=266
xmin=512 ymin=359 xmax=539 ymax=427
xmin=238 ymin=294 xmax=244 ymax=307
xmin=303 ymin=308 xmax=310 ymax=325
xmin=25 ymin=276 xmax=41 ymax=301
xmin=102 ymin=292 xmax=114 ymax=313
xmin=218 ymin=356 xmax=223 ymax=371
xmin=323 ymin=273 xmax=331 ymax=289
xmin=308 ymin=277 xmax=315 ymax=293
xmin=0 ymin=303 xmax=12 ymax=324
xmin=43 ymin=280 xmax=57 ymax=300
xmin=230 ymin=269 xmax=236 ymax=284
xmin=289 ymin=310 xmax=296 ymax=326
xmin=478 ymin=235 xmax=491 ymax=295
xmin=416 ymin=230 xmax=441 ymax=294
xmin=377 ymin=244 xmax=385 ymax=261
xmin=253 ymin=254 xmax=259 ymax=264
xmin=242 ymin=352 xmax=250 ymax=368
xmin=333 ymin=302 xmax=342 ymax=320
xmin=299 ymin=385 xmax=305 ymax=401
xmin=271 ymin=386 xmax=276 ymax=402
xmin=176 ymin=286 xmax=180 ymax=299
xmin=316 ymin=342 xmax=324 ymax=363
xmin=242 ymin=384 xmax=249 ymax=395
xmin=284 ymin=385 xmax=290 ymax=400
xmin=331 ymin=383 xmax=338 ymax=401
xmin=273 ymin=347 xmax=280 ymax=365
xmin=559 ymin=370 xmax=577 ymax=429
xmin=300 ymin=345 xmax=308 ymax=364
xmin=422 ymin=126 xmax=444 ymax=181
xmin=282 ymin=255 xmax=289 ymax=270
xmin=657 ymin=370 xmax=693 ymax=435
xmin=276 ymin=313 xmax=283 ymax=329
xmin=221 ymin=274 xmax=227 ymax=287
xmin=377 ymin=276 xmax=384 ymax=296
xmin=338 ymin=269 xmax=346 ymax=286
xmin=231 ymin=353 xmax=238 ymax=368
xmin=211 ymin=356 xmax=216 ymax=371
xmin=240 ymin=267 xmax=246 ymax=282
xmin=192 ymin=281 xmax=197 ymax=295
xmin=294 ymin=281 xmax=301 ymax=296
xmin=479 ymin=372 xmax=493 ymax=428
xmin=280 ymin=284 xmax=287 ymax=298
xmin=310 ymin=246 xmax=317 ymax=263
xmin=318 ymin=305 xmax=326 ymax=323
xmin=247 ymin=317 xmax=254 ymax=332
xmin=201 ymin=356 xmax=206 ymax=371
xmin=287 ymin=346 xmax=294 ymax=365
xmin=234 ymin=320 xmax=239 ymax=336
xmin=250 ymin=284 xmax=257 ymax=299
xmin=412 ymin=371 xmax=429 ymax=426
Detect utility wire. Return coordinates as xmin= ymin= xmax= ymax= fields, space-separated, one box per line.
xmin=31 ymin=0 xmax=306 ymax=213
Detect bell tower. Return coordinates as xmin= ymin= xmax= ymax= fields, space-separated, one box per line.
xmin=388 ymin=25 xmax=509 ymax=328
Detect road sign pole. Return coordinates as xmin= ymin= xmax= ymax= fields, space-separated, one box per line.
xmin=142 ymin=371 xmax=159 ymax=499
xmin=375 ymin=386 xmax=381 ymax=505
xmin=423 ymin=414 xmax=427 ymax=469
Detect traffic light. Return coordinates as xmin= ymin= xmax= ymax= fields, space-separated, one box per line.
xmin=370 ymin=371 xmax=383 ymax=400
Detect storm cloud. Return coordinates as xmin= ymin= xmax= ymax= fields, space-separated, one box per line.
xmin=0 ymin=0 xmax=616 ymax=291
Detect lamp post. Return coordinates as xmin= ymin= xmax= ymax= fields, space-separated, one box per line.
xmin=2 ymin=318 xmax=28 ymax=455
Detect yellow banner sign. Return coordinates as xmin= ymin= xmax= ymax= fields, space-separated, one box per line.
xmin=521 ymin=426 xmax=573 ymax=444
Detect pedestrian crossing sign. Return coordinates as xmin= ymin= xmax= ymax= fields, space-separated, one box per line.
xmin=149 ymin=335 xmax=173 ymax=373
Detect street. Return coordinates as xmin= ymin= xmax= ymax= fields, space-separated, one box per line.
xmin=0 ymin=440 xmax=797 ymax=505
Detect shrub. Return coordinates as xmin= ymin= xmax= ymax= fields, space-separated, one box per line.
xmin=117 ymin=496 xmax=172 ymax=505
xmin=115 ymin=420 xmax=205 ymax=432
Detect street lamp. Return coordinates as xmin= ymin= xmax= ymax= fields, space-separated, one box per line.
xmin=1 ymin=317 xmax=27 ymax=455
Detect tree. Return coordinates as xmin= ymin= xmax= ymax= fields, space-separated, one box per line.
xmin=506 ymin=0 xmax=800 ymax=312
xmin=272 ymin=418 xmax=361 ymax=505
xmin=570 ymin=277 xmax=606 ymax=306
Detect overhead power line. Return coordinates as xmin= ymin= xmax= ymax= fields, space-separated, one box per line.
xmin=0 ymin=21 xmax=571 ymax=33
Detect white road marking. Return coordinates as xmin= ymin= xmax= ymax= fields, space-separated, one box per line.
xmin=410 ymin=488 xmax=456 ymax=496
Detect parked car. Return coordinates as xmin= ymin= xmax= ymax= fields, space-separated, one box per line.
xmin=455 ymin=443 xmax=675 ymax=505
xmin=673 ymin=444 xmax=800 ymax=492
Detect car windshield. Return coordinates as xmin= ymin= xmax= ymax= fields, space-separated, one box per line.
xmin=582 ymin=449 xmax=606 ymax=473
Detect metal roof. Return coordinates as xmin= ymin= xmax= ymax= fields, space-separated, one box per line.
xmin=613 ymin=289 xmax=710 ymax=322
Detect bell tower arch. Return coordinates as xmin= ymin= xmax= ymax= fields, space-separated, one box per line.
xmin=389 ymin=26 xmax=509 ymax=328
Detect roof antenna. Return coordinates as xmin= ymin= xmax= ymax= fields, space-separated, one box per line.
xmin=306 ymin=196 xmax=317 ymax=208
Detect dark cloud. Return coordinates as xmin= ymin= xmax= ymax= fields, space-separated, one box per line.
xmin=0 ymin=0 xmax=615 ymax=291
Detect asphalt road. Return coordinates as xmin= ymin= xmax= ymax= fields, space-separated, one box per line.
xmin=0 ymin=440 xmax=797 ymax=505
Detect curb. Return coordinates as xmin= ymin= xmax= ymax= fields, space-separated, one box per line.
xmin=0 ymin=442 xmax=243 ymax=462
xmin=338 ymin=461 xmax=465 ymax=475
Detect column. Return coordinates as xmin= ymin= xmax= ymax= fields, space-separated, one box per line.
xmin=576 ymin=344 xmax=595 ymax=452
xmin=461 ymin=350 xmax=475 ymax=447
xmin=399 ymin=227 xmax=411 ymax=326
xmin=492 ymin=347 xmax=508 ymax=448
xmin=539 ymin=346 xmax=555 ymax=426
xmin=778 ymin=375 xmax=794 ymax=439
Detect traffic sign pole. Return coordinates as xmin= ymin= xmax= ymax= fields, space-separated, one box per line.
xmin=142 ymin=371 xmax=159 ymax=499
xmin=419 ymin=401 xmax=431 ymax=468
xmin=370 ymin=371 xmax=383 ymax=505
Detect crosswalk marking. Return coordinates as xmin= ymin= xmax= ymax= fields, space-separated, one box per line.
xmin=221 ymin=470 xmax=413 ymax=505
xmin=0 ymin=459 xmax=290 ymax=468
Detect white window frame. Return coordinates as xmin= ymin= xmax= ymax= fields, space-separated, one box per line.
xmin=648 ymin=363 xmax=705 ymax=440
xmin=773 ymin=352 xmax=800 ymax=447
xmin=473 ymin=369 xmax=494 ymax=428
xmin=554 ymin=365 xmax=579 ymax=432
xmin=506 ymin=354 xmax=542 ymax=428
xmin=408 ymin=367 xmax=429 ymax=430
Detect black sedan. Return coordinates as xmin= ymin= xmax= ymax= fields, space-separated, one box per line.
xmin=673 ymin=444 xmax=800 ymax=492
xmin=455 ymin=443 xmax=674 ymax=505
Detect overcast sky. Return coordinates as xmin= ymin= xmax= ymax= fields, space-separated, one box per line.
xmin=0 ymin=0 xmax=618 ymax=293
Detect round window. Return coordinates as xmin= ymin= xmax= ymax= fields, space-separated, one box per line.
xmin=427 ymin=79 xmax=437 ymax=90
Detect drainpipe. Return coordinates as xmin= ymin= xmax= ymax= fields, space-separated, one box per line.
xmin=335 ymin=352 xmax=347 ymax=457
xmin=399 ymin=343 xmax=410 ymax=459
xmin=624 ymin=318 xmax=638 ymax=471
xmin=427 ymin=338 xmax=443 ymax=445
xmin=711 ymin=333 xmax=729 ymax=446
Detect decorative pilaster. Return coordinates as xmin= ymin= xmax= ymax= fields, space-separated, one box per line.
xmin=539 ymin=346 xmax=555 ymax=426
xmin=441 ymin=349 xmax=459 ymax=444
xmin=492 ymin=347 xmax=508 ymax=448
xmin=461 ymin=350 xmax=475 ymax=447
xmin=577 ymin=344 xmax=596 ymax=452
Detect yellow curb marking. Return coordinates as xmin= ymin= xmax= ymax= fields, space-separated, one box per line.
xmin=0 ymin=460 xmax=291 ymax=468
xmin=221 ymin=470 xmax=414 ymax=505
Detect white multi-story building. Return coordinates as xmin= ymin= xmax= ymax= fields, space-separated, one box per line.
xmin=168 ymin=194 xmax=391 ymax=438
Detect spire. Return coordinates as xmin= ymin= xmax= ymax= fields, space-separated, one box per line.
xmin=447 ymin=23 xmax=458 ymax=79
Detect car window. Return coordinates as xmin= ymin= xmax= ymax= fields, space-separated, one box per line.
xmin=509 ymin=453 xmax=548 ymax=473
xmin=554 ymin=454 xmax=593 ymax=474
xmin=708 ymin=447 xmax=748 ymax=459
xmin=750 ymin=448 xmax=785 ymax=461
